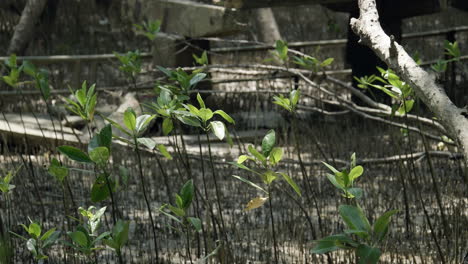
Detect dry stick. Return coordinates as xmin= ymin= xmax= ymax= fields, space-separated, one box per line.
xmin=133 ymin=138 xmax=159 ymax=262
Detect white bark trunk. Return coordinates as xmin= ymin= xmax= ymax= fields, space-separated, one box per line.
xmin=7 ymin=0 xmax=48 ymax=55
xmin=254 ymin=8 xmax=282 ymax=44
xmin=350 ymin=0 xmax=468 ymax=164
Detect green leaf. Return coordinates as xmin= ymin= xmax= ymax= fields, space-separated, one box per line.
xmin=269 ymin=147 xmax=283 ymax=165
xmin=210 ymin=121 xmax=225 ymax=140
xmin=349 ymin=166 xmax=364 ymax=181
xmin=113 ymin=220 xmax=130 ymax=248
xmin=237 ymin=155 xmax=252 ymax=164
xmin=91 ymin=175 xmax=112 ymax=203
xmin=214 ymin=110 xmax=235 ymax=124
xmin=168 ymin=204 xmax=185 ymax=217
xmin=157 ymin=144 xmax=172 ymax=160
xmin=311 ymin=234 xmax=357 ymax=254
xmin=69 ymin=231 xmax=88 ymax=248
xmin=248 ymin=145 xmax=266 ymax=163
xmin=135 ymin=114 xmax=155 ymax=134
xmin=232 ymin=175 xmax=268 ymax=194
xmin=290 ymin=89 xmax=301 ymax=107
xmin=176 ymin=115 xmax=201 ymax=127
xmin=261 ymin=170 xmax=277 ymax=185
xmin=58 ymin=146 xmax=92 ymax=163
xmin=40 ymin=228 xmax=56 ymax=241
xmin=320 ymin=58 xmax=334 ymax=67
xmin=48 ymin=158 xmax=68 ymax=182
xmin=123 ymin=108 xmax=137 ymax=132
xmin=89 ymin=124 xmax=112 ymax=151
xmin=199 ymin=108 xmax=214 ymax=122
xmin=278 ymin=172 xmax=301 ymax=196
xmin=42 ymin=231 xmax=60 ymax=249
xmin=397 ymin=99 xmax=415 ymax=115
xmin=261 ymin=130 xmax=276 ymax=157
xmin=137 ymin=137 xmax=156 ymax=150
xmin=322 ymin=161 xmax=339 ymax=174
xmin=29 ymin=223 xmax=41 ymax=238
xmin=196 ymin=93 xmax=206 ymax=109
xmin=89 ymin=147 xmax=110 ymax=165
xmin=180 ymin=179 xmax=194 ymax=209
xmin=26 ymin=238 xmax=37 ymax=256
xmin=357 ymin=244 xmax=381 ymax=264
xmin=339 ymin=205 xmax=371 ymax=234
xmin=373 ymin=209 xmax=398 ymax=242
xmin=347 ymin=187 xmax=363 ymax=199
xmin=162 ymin=118 xmax=173 ymax=136
xmin=189 ymin=73 xmax=206 ymax=87
xmin=326 ymin=173 xmax=344 ymax=190
xmin=188 ymin=217 xmax=202 ymax=233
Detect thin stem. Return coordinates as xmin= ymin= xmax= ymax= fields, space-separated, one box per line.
xmin=134 ymin=137 xmax=159 ymax=261
xmin=268 ymin=186 xmax=279 ymax=264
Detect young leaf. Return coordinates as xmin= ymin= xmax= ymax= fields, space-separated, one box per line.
xmin=214 ymin=110 xmax=235 ymax=124
xmin=356 ymin=244 xmax=381 ymax=264
xmin=339 ymin=205 xmax=371 ymax=233
xmin=180 ymin=179 xmax=194 ymax=209
xmin=349 ymin=166 xmax=364 ymax=181
xmin=269 ymin=147 xmax=283 ymax=165
xmin=157 ymin=144 xmax=173 ymax=160
xmin=48 ymin=158 xmax=68 ymax=182
xmin=248 ymin=145 xmax=266 ymax=163
xmin=89 ymin=147 xmax=110 ymax=165
xmin=91 ymin=175 xmax=112 ymax=203
xmin=189 ymin=73 xmax=207 ymax=88
xmin=196 ymin=93 xmax=206 ymax=109
xmin=261 ymin=130 xmax=276 ymax=157
xmin=135 ymin=114 xmax=155 ymax=134
xmin=210 ymin=121 xmax=225 ymax=140
xmin=278 ymin=172 xmax=301 ymax=196
xmin=188 ymin=217 xmax=202 ymax=233
xmin=162 ymin=118 xmax=173 ymax=135
xmin=373 ymin=209 xmax=398 ymax=242
xmin=137 ymin=137 xmax=156 ymax=150
xmin=232 ymin=175 xmax=268 ymax=194
xmin=311 ymin=234 xmax=358 ymax=254
xmin=58 ymin=146 xmax=92 ymax=163
xmin=322 ymin=161 xmax=339 ymax=174
xmin=69 ymin=231 xmax=88 ymax=248
xmin=123 ymin=108 xmax=137 ymax=132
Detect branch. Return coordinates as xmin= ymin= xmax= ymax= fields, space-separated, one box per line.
xmin=350 ymin=0 xmax=468 ymax=163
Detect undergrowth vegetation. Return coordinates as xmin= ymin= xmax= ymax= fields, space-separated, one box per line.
xmin=0 ymin=20 xmax=465 ymax=264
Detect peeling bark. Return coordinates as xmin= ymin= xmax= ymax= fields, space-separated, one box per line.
xmin=7 ymin=0 xmax=48 ymax=55
xmin=350 ymin=0 xmax=468 ymax=164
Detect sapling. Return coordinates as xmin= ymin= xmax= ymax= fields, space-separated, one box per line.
xmin=159 ymin=180 xmax=202 ymax=263
xmin=312 ymin=153 xmax=398 ymax=263
xmin=0 ymin=165 xmax=22 ymax=263
xmin=65 ymin=206 xmax=110 ymax=262
xmin=233 ymin=129 xmax=301 ymax=263
xmin=10 ymin=219 xmax=60 ymax=262
xmin=101 ymin=108 xmax=161 ymax=261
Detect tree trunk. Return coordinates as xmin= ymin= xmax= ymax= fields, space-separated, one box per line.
xmin=7 ymin=0 xmax=48 ymax=55
xmin=254 ymin=8 xmax=282 ymax=44
xmin=350 ymin=0 xmax=468 ymax=165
